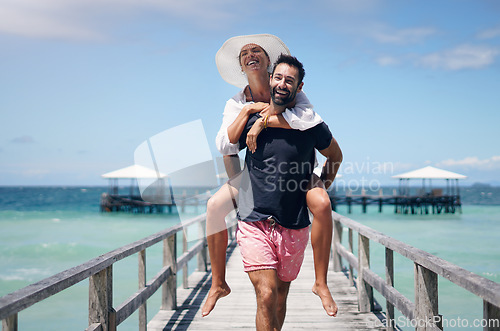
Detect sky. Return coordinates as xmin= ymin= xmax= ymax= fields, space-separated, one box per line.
xmin=1 ymin=0 xmax=499 ymax=187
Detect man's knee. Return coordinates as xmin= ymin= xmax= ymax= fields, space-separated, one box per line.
xmin=255 ymin=284 xmax=278 ymax=307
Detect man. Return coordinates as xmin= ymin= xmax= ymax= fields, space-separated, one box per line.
xmin=235 ymin=54 xmax=342 ymax=330
xmin=202 ymin=34 xmax=337 ymax=319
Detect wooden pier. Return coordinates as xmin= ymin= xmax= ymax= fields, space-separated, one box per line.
xmin=330 ymin=194 xmax=462 ymax=214
xmin=148 ymin=243 xmax=385 ymax=330
xmin=99 ymin=193 xmax=211 ymax=214
xmin=2 ymin=212 xmax=499 ymax=331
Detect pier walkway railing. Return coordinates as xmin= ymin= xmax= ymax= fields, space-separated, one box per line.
xmin=0 ymin=213 xmax=236 ymax=331
xmin=332 ymin=211 xmax=500 ymax=330
xmin=2 ymin=211 xmax=500 ymax=330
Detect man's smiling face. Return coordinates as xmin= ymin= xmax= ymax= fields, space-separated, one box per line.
xmin=270 ymin=63 xmax=303 ymax=106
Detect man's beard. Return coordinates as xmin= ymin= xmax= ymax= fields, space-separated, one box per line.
xmin=270 ymin=86 xmax=298 ymax=106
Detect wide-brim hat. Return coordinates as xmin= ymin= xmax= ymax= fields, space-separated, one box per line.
xmin=216 ymin=34 xmax=290 ymax=88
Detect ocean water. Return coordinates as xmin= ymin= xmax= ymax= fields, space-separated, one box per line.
xmin=0 ymin=186 xmax=203 ymax=331
xmin=333 ymin=204 xmax=500 ymax=330
xmin=0 ymin=186 xmax=499 ymax=330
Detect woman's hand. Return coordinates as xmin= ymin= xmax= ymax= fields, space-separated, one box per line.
xmin=243 ymin=102 xmax=269 ymax=115
xmin=246 ymin=117 xmax=265 ymax=153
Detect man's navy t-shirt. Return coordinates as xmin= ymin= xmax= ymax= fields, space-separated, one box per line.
xmin=237 ymin=113 xmax=332 ymax=229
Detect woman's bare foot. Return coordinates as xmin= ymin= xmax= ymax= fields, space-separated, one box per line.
xmin=201 ymin=282 xmax=231 ymax=317
xmin=312 ymin=282 xmax=338 ymax=317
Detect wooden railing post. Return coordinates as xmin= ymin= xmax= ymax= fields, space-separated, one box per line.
xmin=162 ymin=234 xmax=177 ymax=310
xmin=385 ymin=248 xmax=395 ymax=331
xmin=89 ymin=266 xmax=114 ymax=331
xmin=138 ymin=250 xmax=147 ymax=331
xmin=2 ymin=314 xmax=17 ymax=331
xmin=198 ymin=219 xmax=208 ymax=272
xmin=483 ymin=301 xmax=500 ymax=331
xmin=228 ymin=219 xmax=234 ymax=241
xmin=332 ymin=219 xmax=343 ymax=272
xmin=183 ymin=228 xmax=189 ymax=289
xmin=358 ymin=234 xmax=373 ymax=312
xmin=348 ymin=228 xmax=354 ymax=286
xmin=414 ymin=263 xmax=441 ymax=330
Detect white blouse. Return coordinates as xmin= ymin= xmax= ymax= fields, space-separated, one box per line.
xmin=215 ymin=90 xmax=323 ymax=155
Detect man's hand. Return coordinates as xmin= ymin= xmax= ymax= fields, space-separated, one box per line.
xmin=246 ymin=117 xmax=265 ymax=153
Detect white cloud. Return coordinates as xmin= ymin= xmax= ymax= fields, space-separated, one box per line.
xmin=376 ymin=55 xmax=400 ymax=66
xmin=477 ymin=26 xmax=500 ymax=40
xmin=320 ymin=0 xmax=383 ymax=14
xmin=370 ymin=26 xmax=437 ymax=44
xmin=438 ymin=156 xmax=500 ymax=170
xmin=419 ymin=44 xmax=500 ymax=70
xmin=10 ymin=135 xmax=35 ymax=144
xmin=0 ymin=6 xmax=102 ymax=40
xmin=20 ymin=169 xmax=51 ymax=177
xmin=0 ymin=1 xmax=104 ymax=40
xmin=0 ymin=0 xmax=236 ymax=40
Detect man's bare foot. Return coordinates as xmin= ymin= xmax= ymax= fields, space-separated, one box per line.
xmin=312 ymin=282 xmax=338 ymax=317
xmin=201 ymin=282 xmax=231 ymax=317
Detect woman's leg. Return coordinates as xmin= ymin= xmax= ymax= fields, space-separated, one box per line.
xmin=202 ymin=175 xmax=241 ymax=317
xmin=306 ymin=174 xmax=338 ymax=317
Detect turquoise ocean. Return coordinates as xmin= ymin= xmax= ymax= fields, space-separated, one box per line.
xmin=1 ymin=186 xmax=499 ymax=330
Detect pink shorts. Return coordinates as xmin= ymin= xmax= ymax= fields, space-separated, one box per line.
xmin=236 ymin=218 xmax=310 ymax=282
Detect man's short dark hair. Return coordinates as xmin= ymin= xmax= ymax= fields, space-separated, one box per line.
xmin=271 ymin=54 xmax=305 ymax=85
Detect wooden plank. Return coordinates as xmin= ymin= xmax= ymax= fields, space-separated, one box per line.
xmin=183 ymin=228 xmax=189 ymax=289
xmin=162 ymin=234 xmax=177 ymax=310
xmin=348 ymin=228 xmax=354 ymax=286
xmin=0 ymin=215 xmax=206 ymax=320
xmin=333 ymin=219 xmax=343 ymax=272
xmin=88 ymin=266 xmax=113 ymax=331
xmin=85 ymin=323 xmax=101 ymax=331
xmin=177 ymin=240 xmax=204 ymax=270
xmin=336 ymin=241 xmax=359 ymax=270
xmin=138 ymin=250 xmax=146 ymax=331
xmin=414 ymin=263 xmax=441 ymax=330
xmin=149 ymin=243 xmax=386 ymax=330
xmin=333 ymin=212 xmax=500 ymax=307
xmin=358 ymin=234 xmax=374 ymax=313
xmin=197 ymin=221 xmax=208 ymax=272
xmin=1 ymin=313 xmax=17 ymax=331
xmin=115 ymin=265 xmax=173 ymax=325
xmin=385 ymin=248 xmax=395 ymax=331
xmin=363 ymin=268 xmax=415 ymax=320
xmin=483 ymin=300 xmax=500 ymax=331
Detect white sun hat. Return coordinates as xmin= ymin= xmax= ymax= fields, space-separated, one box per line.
xmin=215 ymin=34 xmax=290 ymax=88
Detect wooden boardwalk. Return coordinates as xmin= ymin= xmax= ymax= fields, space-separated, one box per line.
xmin=148 ymin=242 xmax=386 ymax=330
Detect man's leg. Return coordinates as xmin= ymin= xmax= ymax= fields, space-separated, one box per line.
xmin=202 ymin=180 xmax=240 ymax=317
xmin=276 ymin=278 xmax=291 ymax=329
xmin=306 ymin=175 xmax=338 ymax=317
xmin=248 ymin=269 xmax=288 ymax=331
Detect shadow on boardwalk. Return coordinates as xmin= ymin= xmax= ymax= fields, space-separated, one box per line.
xmin=148 ymin=242 xmax=386 ymax=330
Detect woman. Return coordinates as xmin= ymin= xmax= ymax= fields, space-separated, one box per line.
xmin=202 ymin=34 xmax=337 ymax=318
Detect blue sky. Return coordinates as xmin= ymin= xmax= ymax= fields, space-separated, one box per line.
xmin=1 ymin=0 xmax=499 ymax=187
